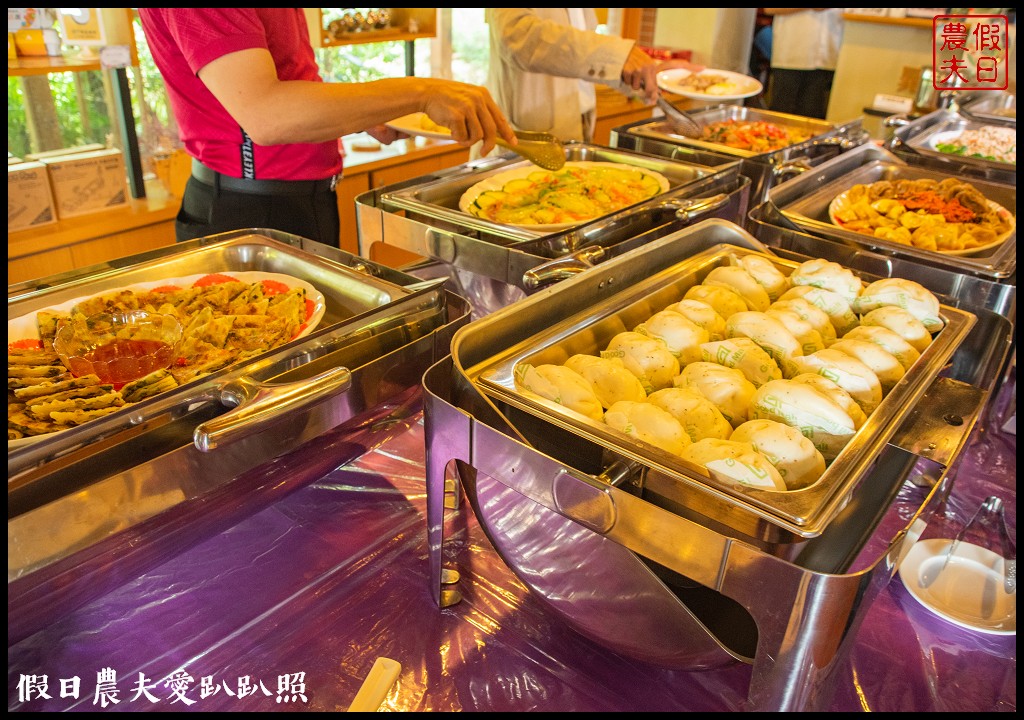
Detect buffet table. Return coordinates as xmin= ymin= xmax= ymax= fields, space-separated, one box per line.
xmin=7 ymin=364 xmax=1016 ymax=712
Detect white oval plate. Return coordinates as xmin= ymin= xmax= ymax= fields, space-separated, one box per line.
xmin=899 ymin=538 xmax=1016 ymax=635
xmin=8 ymin=271 xmax=326 ymax=450
xmin=385 ymin=112 xmax=453 ymax=141
xmin=657 ymin=67 xmax=763 ymax=101
xmin=458 ymin=161 xmax=671 ymax=233
xmin=828 ymin=191 xmax=1015 ymax=257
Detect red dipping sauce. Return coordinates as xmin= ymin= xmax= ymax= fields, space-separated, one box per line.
xmin=66 ymin=338 xmax=175 ymax=387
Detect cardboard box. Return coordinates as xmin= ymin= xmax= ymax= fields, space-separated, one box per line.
xmin=25 ymin=143 xmax=107 ymax=162
xmin=42 ymin=148 xmax=129 ymax=220
xmin=8 ymin=161 xmax=57 ymax=233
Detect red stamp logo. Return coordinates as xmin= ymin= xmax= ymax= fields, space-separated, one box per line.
xmin=932 ymin=14 xmax=1009 ymax=90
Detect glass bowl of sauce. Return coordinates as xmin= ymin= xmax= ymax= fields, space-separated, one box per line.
xmin=53 ymin=310 xmax=183 ymax=388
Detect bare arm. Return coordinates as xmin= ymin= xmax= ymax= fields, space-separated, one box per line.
xmin=197 ymin=48 xmax=516 ymax=154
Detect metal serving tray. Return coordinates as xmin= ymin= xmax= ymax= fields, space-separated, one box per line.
xmin=373 ymin=143 xmax=731 ymax=243
xmin=887 ymin=108 xmax=1018 ymax=185
xmin=623 ymin=105 xmax=838 ymax=159
xmin=8 ymin=230 xmax=471 ymax=644
xmin=768 ymin=143 xmax=1017 ymax=280
xmin=356 ymin=148 xmax=749 ymax=317
xmin=423 ymin=219 xmax=994 ymax=710
xmin=611 ymin=106 xmax=866 ymax=207
xmin=464 ymin=241 xmax=974 ymax=542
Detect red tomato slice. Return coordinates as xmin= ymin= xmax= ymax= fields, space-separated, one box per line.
xmin=151 ymin=284 xmax=182 ymax=293
xmin=9 ymin=338 xmax=44 ymax=352
xmin=192 ymin=273 xmax=239 ymax=287
xmin=304 ymin=298 xmax=315 ymax=321
xmin=261 ymin=279 xmax=290 ymax=296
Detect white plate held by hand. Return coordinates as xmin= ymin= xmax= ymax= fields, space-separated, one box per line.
xmin=385 ymin=112 xmax=453 ymax=140
xmin=899 ymin=538 xmax=1016 ymax=635
xmin=657 ymin=67 xmax=763 ymax=102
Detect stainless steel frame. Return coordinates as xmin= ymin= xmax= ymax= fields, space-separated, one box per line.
xmin=956 ymin=90 xmax=1016 ymax=126
xmin=423 ymin=221 xmax=1010 ymax=711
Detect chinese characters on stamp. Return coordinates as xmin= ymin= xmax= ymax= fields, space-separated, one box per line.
xmin=933 ymin=14 xmax=1009 ymax=91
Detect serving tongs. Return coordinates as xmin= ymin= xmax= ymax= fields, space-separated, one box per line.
xmin=497 ymin=130 xmax=566 ymax=171
xmin=656 ymin=93 xmax=703 ymax=139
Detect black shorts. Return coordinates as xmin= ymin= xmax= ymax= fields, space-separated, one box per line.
xmin=175 ymin=174 xmax=340 ymax=246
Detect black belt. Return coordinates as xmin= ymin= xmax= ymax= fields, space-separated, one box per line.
xmin=190 ymin=158 xmax=338 ymax=195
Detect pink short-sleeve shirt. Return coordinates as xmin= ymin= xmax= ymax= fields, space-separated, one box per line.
xmin=138 ymin=8 xmax=343 ymax=181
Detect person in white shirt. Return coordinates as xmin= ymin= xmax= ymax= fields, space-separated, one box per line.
xmin=764 ymin=8 xmax=844 ymax=119
xmin=485 ymin=8 xmax=699 ymax=143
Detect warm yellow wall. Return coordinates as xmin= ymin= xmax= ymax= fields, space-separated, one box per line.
xmin=826 ymin=20 xmax=933 ymax=125
xmin=652 ymin=8 xmax=719 ymax=65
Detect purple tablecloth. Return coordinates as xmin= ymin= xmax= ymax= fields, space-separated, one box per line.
xmin=8 ymin=373 xmax=1016 ymax=712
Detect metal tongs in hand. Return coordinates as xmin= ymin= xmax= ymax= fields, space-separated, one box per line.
xmin=496 ymin=130 xmax=565 ymax=171
xmin=656 ymin=94 xmax=703 ymax=139
xmin=924 ymin=495 xmax=1016 ymax=593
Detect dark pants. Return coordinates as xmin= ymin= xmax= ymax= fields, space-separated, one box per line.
xmin=767 ymin=68 xmax=836 ymax=120
xmin=175 ymin=175 xmax=340 ymax=245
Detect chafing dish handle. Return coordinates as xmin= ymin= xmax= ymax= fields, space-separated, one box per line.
xmin=521 ymin=247 xmax=607 ymax=292
xmin=193 ymin=367 xmax=352 ymax=452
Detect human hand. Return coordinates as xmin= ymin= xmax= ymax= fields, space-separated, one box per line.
xmin=621 ymin=45 xmax=659 ymax=103
xmin=421 ymin=79 xmax=516 ymax=156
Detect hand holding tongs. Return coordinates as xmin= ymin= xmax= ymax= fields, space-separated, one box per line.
xmin=923 ymin=495 xmax=1016 ymax=594
xmin=496 ymin=130 xmax=565 ymax=171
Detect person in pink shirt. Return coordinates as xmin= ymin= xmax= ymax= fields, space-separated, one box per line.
xmin=138 ymin=8 xmax=515 ymax=244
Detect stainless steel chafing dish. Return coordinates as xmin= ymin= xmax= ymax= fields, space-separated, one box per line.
xmin=611 ymin=104 xmax=868 ymax=207
xmin=423 ymin=220 xmax=1009 ymax=711
xmin=356 ymin=144 xmax=749 ymax=317
xmin=886 ymin=108 xmax=1017 ymax=186
xmin=957 ymin=90 xmax=1016 ymax=125
xmin=8 ymin=229 xmax=471 ymax=644
xmin=764 ymin=143 xmax=1016 ymax=281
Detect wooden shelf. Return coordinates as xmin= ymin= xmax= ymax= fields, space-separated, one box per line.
xmin=305 ymin=8 xmax=437 ymax=48
xmin=7 ymin=54 xmax=103 ymax=77
xmin=843 ymin=14 xmax=936 ymax=30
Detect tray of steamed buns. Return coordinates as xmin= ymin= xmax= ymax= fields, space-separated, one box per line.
xmin=468 ymin=244 xmax=976 ymax=538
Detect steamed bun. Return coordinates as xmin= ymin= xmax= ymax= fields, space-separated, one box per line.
xmin=778 ymin=285 xmax=859 ymax=337
xmin=829 ymin=338 xmax=905 ymax=393
xmin=603 ymin=400 xmax=691 ymax=456
xmin=789 ymin=258 xmax=864 ymax=304
xmin=731 ymin=419 xmax=826 ymax=490
xmin=736 ymin=253 xmax=791 ymax=301
xmin=765 ymin=306 xmax=827 ymax=356
xmin=635 ymin=310 xmax=709 ymax=366
xmin=565 ymin=354 xmax=647 ymax=409
xmin=602 ymin=331 xmax=680 ymax=393
xmin=700 ymin=337 xmax=782 ymax=387
xmin=751 ymin=378 xmax=858 ymax=461
xmin=788 ymin=372 xmax=868 ymax=430
xmin=853 ymin=279 xmax=943 ymax=333
xmin=668 ymin=299 xmax=727 ymax=341
xmin=843 ymin=324 xmax=921 ymax=371
xmin=859 ymin=306 xmax=933 ymax=353
xmin=647 ymin=387 xmax=733 ymax=443
xmin=790 ymin=348 xmax=883 ymax=415
xmin=514 ymin=363 xmax=604 ymax=421
xmin=703 ymin=266 xmax=771 ymax=312
xmin=725 ymin=311 xmax=803 ymax=370
xmin=674 ymin=362 xmax=757 ymax=428
xmin=684 ymin=284 xmax=748 ymax=320
xmin=769 ymin=297 xmax=837 ymax=344
xmin=680 ymin=439 xmax=787 ymax=491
